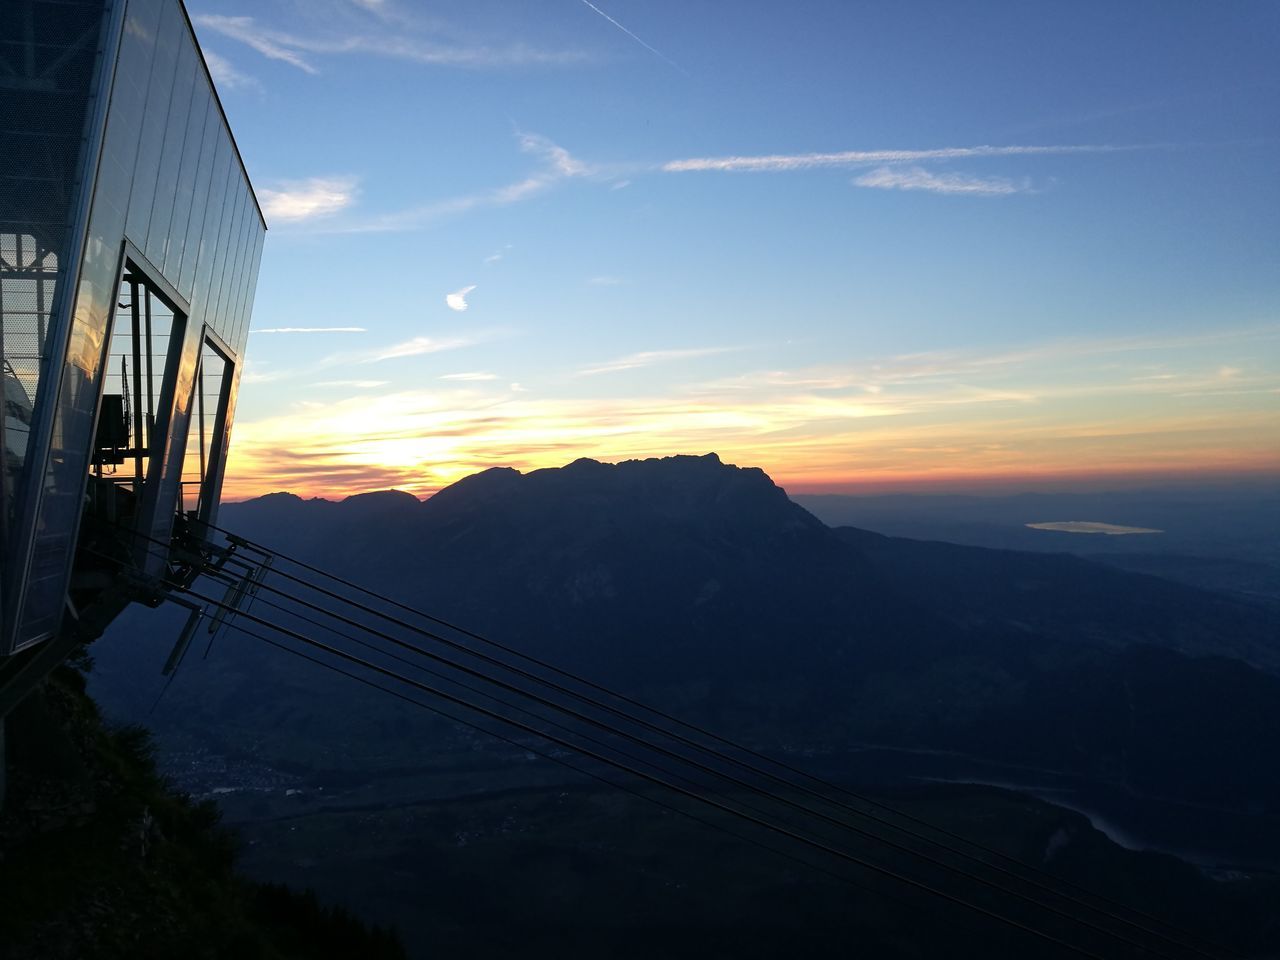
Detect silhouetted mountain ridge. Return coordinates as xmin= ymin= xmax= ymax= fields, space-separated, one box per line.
xmin=228 ymin=453 xmax=1276 ymax=667
xmin=208 ymin=455 xmax=1280 ymax=817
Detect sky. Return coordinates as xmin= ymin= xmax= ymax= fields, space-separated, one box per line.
xmin=189 ymin=0 xmax=1280 ymax=500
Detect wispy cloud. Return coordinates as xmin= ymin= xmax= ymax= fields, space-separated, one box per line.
xmin=445 ymin=285 xmax=477 ymax=312
xmin=854 ymin=166 xmax=1030 ymax=196
xmin=312 ymin=379 xmax=389 ymax=388
xmin=663 ymin=143 xmax=1142 ymax=174
xmin=193 ymin=13 xmax=587 ymax=74
xmin=519 ymin=131 xmax=591 ymax=178
xmin=330 ymin=132 xmax=592 ymax=234
xmin=252 ymin=326 xmax=367 ymax=334
xmin=587 ymin=275 xmax=623 ymax=286
xmin=441 ymin=372 xmax=499 ymax=381
xmin=240 ymin=364 xmax=292 ymax=385
xmin=259 ymin=177 xmax=358 ymax=223
xmin=576 ymin=0 xmax=686 ymax=75
xmin=196 ymin=16 xmax=320 ymax=73
xmin=881 ymin=324 xmax=1280 ymax=383
xmin=202 ymin=49 xmax=257 ymax=91
xmin=577 ymin=346 xmax=743 ymax=377
xmin=370 ymin=334 xmax=482 ymax=363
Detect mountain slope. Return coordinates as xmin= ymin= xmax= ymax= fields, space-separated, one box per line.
xmin=198 ymin=456 xmax=1280 ymax=813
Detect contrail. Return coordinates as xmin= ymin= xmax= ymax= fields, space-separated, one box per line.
xmin=664 ymin=143 xmax=1153 ymax=173
xmin=577 ymin=0 xmax=687 ymax=75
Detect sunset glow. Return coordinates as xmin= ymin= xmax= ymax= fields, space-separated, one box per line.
xmin=224 ymin=325 xmax=1280 ymax=500
xmin=198 ymin=2 xmax=1279 ymax=503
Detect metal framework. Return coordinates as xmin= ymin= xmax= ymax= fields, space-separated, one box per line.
xmin=0 ymin=0 xmax=266 ymax=753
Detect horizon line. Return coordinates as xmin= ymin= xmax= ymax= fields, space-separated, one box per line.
xmin=220 ymin=459 xmax=1279 ymax=504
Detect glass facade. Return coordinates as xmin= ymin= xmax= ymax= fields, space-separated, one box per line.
xmin=0 ymin=0 xmax=265 ymax=654
xmin=0 ymin=0 xmax=108 ymax=551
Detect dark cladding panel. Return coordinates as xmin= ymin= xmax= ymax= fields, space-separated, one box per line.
xmin=93 ymin=0 xmax=155 ymax=227
xmin=237 ymin=206 xmax=265 ymax=344
xmin=144 ymin=37 xmax=197 ymax=269
xmin=176 ymin=101 xmax=220 ymax=296
xmin=207 ymin=164 xmax=247 ymax=337
xmin=213 ymin=183 xmax=250 ymax=340
xmin=190 ymin=133 xmax=232 ymax=320
xmin=165 ymin=82 xmax=211 ymax=282
xmin=211 ymin=229 xmax=262 ymax=528
xmin=122 ymin=0 xmax=180 ymax=246
xmin=117 ymin=0 xmax=162 ymax=98
xmin=229 ymin=209 xmax=260 ymax=347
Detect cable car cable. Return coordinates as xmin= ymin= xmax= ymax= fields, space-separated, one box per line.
xmin=185 ymin=537 xmax=1213 ymax=959
xmin=170 ymin=577 xmax=1165 ymax=960
xmin=204 ymin=521 xmax=1228 ymax=959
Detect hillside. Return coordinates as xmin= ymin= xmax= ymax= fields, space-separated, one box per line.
xmin=0 ymin=663 xmax=405 ymax=960
xmin=203 ymin=456 xmax=1280 ymax=809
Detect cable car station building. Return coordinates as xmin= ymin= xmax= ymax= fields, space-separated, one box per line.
xmin=0 ymin=0 xmax=264 ymax=745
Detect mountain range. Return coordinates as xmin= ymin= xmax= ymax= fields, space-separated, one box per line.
xmin=173 ymin=454 xmax=1278 ymax=818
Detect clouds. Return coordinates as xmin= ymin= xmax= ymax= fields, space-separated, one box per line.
xmin=577 ymin=346 xmax=745 ymax=376
xmin=445 ymin=285 xmax=477 ymax=312
xmin=254 ymin=128 xmax=591 ymax=234
xmin=659 ymin=142 xmax=1154 ymax=200
xmin=259 ymin=177 xmax=358 ymax=223
xmin=662 ymin=143 xmax=1135 ymax=174
xmin=252 ymin=326 xmax=367 ymax=334
xmin=193 ymin=11 xmax=587 ymax=76
xmin=231 ymin=328 xmax=498 ymax=389
xmin=296 ymin=132 xmax=593 ymax=234
xmin=202 ymin=49 xmax=257 ymax=91
xmin=264 ymin=128 xmax=1126 ymax=238
xmin=370 ymin=334 xmax=485 ymax=362
xmin=314 ymin=379 xmax=390 ymax=389
xmin=223 ymin=321 xmax=1280 ymax=500
xmin=302 ymin=136 xmax=1147 ymax=237
xmin=224 ymin=354 xmax=1280 ymax=502
xmin=854 ymin=166 xmax=1030 ymax=196
xmin=196 ymin=15 xmax=320 ymax=73
xmin=520 ymin=131 xmax=591 ymax=178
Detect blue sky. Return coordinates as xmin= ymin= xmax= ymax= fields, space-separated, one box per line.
xmin=189 ymin=0 xmax=1280 ymax=497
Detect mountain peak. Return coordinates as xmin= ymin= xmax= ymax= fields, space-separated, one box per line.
xmin=340 ymin=489 xmax=422 ymax=508
xmin=420 ymin=454 xmax=821 ymax=542
xmin=426 ymin=466 xmax=524 ymax=509
xmin=236 ymin=491 xmax=304 ymax=505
